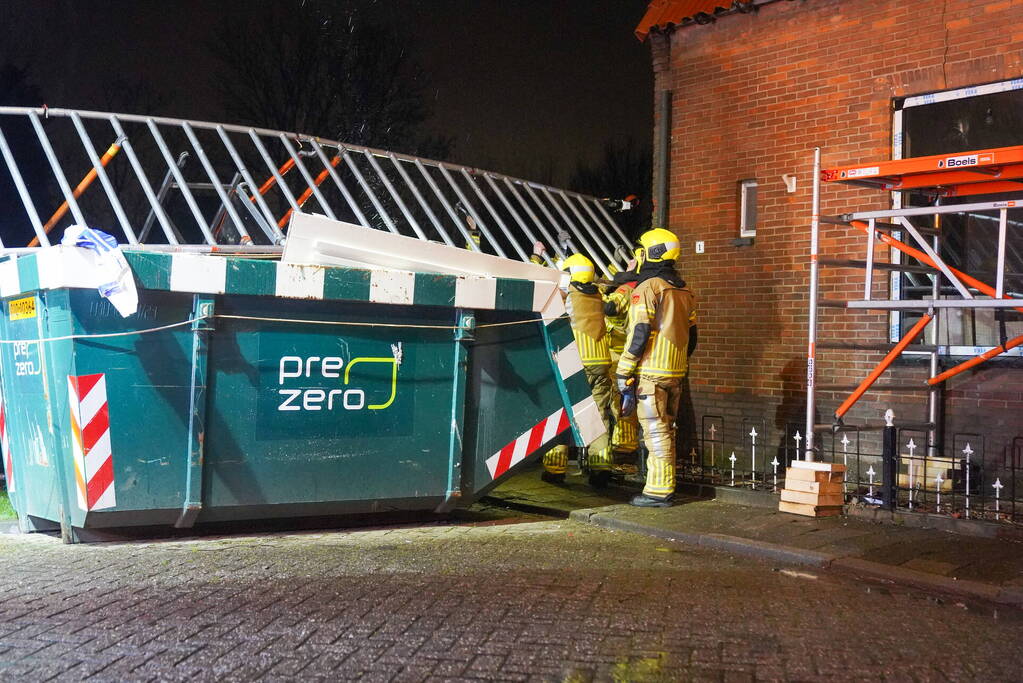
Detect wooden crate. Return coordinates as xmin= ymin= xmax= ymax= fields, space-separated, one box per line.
xmin=784 ymin=478 xmax=844 ymax=495
xmin=779 ymin=501 xmax=843 ymax=517
xmin=778 ymin=461 xmax=846 ymax=518
xmin=781 ymin=489 xmax=844 ymax=507
xmin=897 ymin=456 xmax=954 ymax=492
xmin=784 ymin=468 xmax=844 ymax=484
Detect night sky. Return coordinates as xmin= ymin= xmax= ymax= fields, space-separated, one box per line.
xmin=0 ymin=0 xmax=653 ymax=186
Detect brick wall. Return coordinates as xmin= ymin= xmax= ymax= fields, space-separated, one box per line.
xmin=651 ymin=0 xmax=1023 ymax=468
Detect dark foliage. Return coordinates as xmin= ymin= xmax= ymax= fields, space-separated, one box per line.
xmin=569 ymin=138 xmax=652 ymax=241
xmin=0 ymin=62 xmax=49 ymax=247
xmin=209 ymin=0 xmax=451 ymax=159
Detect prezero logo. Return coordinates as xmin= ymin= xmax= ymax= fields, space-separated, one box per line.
xmin=276 ymin=354 xmax=399 ymax=412
xmin=13 ymin=341 xmax=41 ymax=377
xmin=943 ymin=154 xmax=978 ymax=168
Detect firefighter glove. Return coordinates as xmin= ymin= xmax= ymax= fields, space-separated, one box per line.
xmin=617 ymin=375 xmax=637 ymax=417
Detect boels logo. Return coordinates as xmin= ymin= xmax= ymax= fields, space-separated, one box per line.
xmin=275 ymin=343 xmax=402 ymax=413
xmin=938 ymin=154 xmax=979 ymax=169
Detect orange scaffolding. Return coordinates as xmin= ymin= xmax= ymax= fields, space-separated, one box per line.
xmin=822 ymin=144 xmax=1023 ymax=198
xmin=802 ymin=144 xmax=1023 ymax=461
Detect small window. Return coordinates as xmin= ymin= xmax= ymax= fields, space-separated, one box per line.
xmin=739 ymin=179 xmax=757 ymax=238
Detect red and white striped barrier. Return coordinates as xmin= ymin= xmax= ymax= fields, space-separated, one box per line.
xmin=68 ymin=374 xmax=116 ymax=511
xmin=0 ymin=390 xmax=13 ymax=493
xmin=486 ymin=407 xmax=570 ymax=480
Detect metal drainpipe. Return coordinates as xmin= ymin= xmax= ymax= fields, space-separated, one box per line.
xmin=656 ymin=89 xmax=672 ymax=228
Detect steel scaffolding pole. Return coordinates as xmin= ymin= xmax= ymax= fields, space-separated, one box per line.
xmin=804 ymin=147 xmax=821 ymax=462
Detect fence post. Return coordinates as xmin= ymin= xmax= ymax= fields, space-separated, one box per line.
xmin=882 ymin=408 xmax=897 ymax=510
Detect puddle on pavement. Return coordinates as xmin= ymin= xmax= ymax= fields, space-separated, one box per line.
xmin=858 ymin=575 xmax=1023 ymax=622
xmin=765 ymin=562 xmax=1023 ymax=622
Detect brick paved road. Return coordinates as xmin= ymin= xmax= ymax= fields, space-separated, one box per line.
xmin=0 ymin=513 xmax=1020 ymax=682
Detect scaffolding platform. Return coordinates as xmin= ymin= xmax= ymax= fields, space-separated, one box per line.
xmin=802 ymin=145 xmax=1023 ymax=462
xmin=822 ymin=144 xmax=1023 ymax=198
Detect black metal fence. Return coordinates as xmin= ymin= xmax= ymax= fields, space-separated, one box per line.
xmin=678 ymin=413 xmax=1023 ymax=524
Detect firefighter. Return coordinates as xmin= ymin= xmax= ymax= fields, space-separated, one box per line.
xmin=457 ymin=203 xmax=482 ymax=251
xmin=541 ymin=253 xmax=618 ymax=488
xmin=604 ymin=246 xmax=644 ymax=350
xmin=616 ymin=228 xmax=698 ymax=507
xmin=602 ymin=247 xmax=644 ymax=456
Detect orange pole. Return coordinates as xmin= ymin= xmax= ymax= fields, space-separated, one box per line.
xmin=851 ymin=220 xmax=1023 ymax=316
xmin=834 ymin=313 xmax=933 ymax=419
xmin=928 ymin=333 xmax=1023 ymax=385
xmin=254 ymin=157 xmax=295 ymax=197
xmin=278 ymin=155 xmax=341 ymax=229
xmin=28 ymin=142 xmax=121 ymax=247
xmin=851 ymin=220 xmax=1023 ymax=388
xmin=213 ymin=157 xmax=298 ymax=241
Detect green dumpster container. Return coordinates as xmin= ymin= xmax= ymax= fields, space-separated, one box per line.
xmin=0 ymin=248 xmax=599 ymax=542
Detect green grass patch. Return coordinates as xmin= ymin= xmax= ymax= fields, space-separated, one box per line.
xmin=0 ymin=490 xmax=15 ymax=520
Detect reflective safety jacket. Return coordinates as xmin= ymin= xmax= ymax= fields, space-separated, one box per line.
xmin=565 ymin=283 xmax=611 ymax=367
xmin=616 ymin=277 xmax=697 ymax=379
xmin=604 ymin=280 xmax=637 ymax=355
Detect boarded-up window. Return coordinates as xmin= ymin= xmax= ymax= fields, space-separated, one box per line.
xmin=897 ymin=83 xmax=1023 ymax=352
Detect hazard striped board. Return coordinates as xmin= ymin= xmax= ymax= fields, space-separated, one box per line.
xmin=540 ymin=289 xmax=606 ymax=447
xmin=486 ymin=407 xmax=570 ymax=480
xmin=0 ymin=389 xmax=13 ymax=493
xmin=67 ymin=374 xmax=116 ymax=510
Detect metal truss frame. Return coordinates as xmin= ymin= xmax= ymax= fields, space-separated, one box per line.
xmin=0 ymin=107 xmax=632 ymax=277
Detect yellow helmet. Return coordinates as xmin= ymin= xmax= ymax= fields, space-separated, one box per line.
xmin=633 ymin=246 xmax=645 ymax=268
xmin=561 ymin=253 xmax=595 ymax=283
xmin=638 ymin=228 xmax=680 ymax=263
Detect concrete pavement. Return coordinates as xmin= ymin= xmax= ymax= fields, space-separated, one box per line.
xmin=1 ymin=508 xmax=1022 ymax=681
xmin=0 ymin=467 xmax=1021 ymax=680
xmin=486 ymin=464 xmax=1023 ymax=607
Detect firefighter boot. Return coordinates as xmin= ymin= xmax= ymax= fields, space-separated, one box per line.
xmin=587 ymin=444 xmax=613 ymax=489
xmin=630 ymin=493 xmax=674 ymax=507
xmin=541 ymin=445 xmax=569 ymax=484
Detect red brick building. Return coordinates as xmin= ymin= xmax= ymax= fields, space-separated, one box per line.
xmin=636 ymin=0 xmax=1023 ymax=474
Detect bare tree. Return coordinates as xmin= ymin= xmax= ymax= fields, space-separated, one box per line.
xmin=209 ymin=1 xmax=450 ymax=158
xmin=569 ymin=138 xmax=652 ymax=241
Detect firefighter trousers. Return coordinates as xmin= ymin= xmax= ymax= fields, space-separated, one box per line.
xmin=543 ymin=364 xmax=617 ymax=475
xmin=583 ymin=364 xmax=617 ymax=472
xmin=636 ymin=375 xmax=683 ymax=499
xmin=608 ymin=350 xmax=640 ymax=454
xmin=542 ymin=364 xmax=640 ymax=476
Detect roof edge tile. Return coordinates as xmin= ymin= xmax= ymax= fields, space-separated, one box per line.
xmin=635 ymin=0 xmax=755 ymax=41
